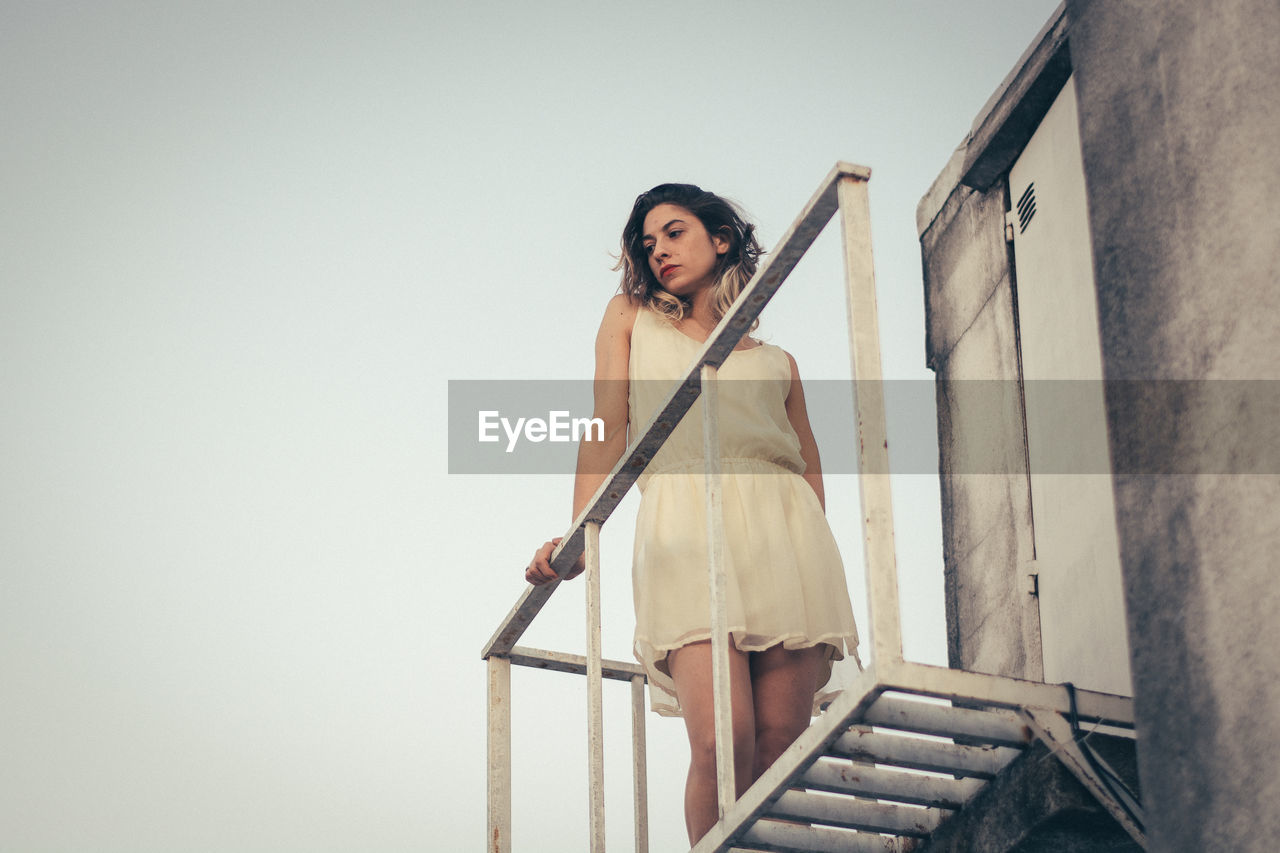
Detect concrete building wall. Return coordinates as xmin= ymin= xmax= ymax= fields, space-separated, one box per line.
xmin=918 ymin=156 xmax=1043 ymax=682
xmin=1066 ymin=0 xmax=1280 ymax=849
xmin=914 ymin=6 xmax=1078 ymax=684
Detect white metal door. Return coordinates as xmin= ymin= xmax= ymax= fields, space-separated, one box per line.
xmin=1009 ymin=76 xmax=1133 ymax=696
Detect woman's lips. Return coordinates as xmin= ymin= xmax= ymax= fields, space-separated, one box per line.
xmin=660 ymin=264 xmax=678 ymax=278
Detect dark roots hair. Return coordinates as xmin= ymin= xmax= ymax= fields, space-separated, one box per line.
xmin=615 ymin=183 xmax=764 ymax=323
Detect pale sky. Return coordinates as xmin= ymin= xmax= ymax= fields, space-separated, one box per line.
xmin=2 ymin=2 xmax=1062 ymax=850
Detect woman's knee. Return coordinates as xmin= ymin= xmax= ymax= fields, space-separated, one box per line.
xmin=687 ymin=716 xmax=754 ymax=771
xmin=754 ymin=721 xmax=803 ymax=761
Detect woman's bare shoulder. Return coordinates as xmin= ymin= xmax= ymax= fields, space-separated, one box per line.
xmin=599 ymin=292 xmax=641 ymax=336
xmin=593 ymin=293 xmax=638 ymax=379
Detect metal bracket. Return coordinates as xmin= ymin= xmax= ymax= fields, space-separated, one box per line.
xmin=1019 ymin=706 xmax=1147 ymax=848
xmin=1022 ymin=559 xmax=1039 ymax=596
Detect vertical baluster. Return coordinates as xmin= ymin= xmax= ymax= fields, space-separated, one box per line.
xmin=837 ymin=173 xmax=904 ymax=667
xmin=631 ymin=674 xmax=649 ymax=853
xmin=487 ymin=656 xmax=512 ymax=853
xmin=585 ymin=521 xmax=606 ymax=851
xmin=701 ymin=363 xmax=736 ymax=818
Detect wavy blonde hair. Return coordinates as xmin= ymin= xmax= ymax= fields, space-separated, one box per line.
xmin=615 ymin=183 xmax=764 ymax=326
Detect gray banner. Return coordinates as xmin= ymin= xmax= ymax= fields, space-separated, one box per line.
xmin=447 ymin=380 xmax=1280 ymax=475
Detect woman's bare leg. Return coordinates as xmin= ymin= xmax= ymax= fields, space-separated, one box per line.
xmin=666 ymin=640 xmax=756 ymax=845
xmin=749 ymin=644 xmax=826 ymax=779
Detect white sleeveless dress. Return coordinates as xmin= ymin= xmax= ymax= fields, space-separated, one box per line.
xmin=627 ymin=306 xmax=860 ymax=716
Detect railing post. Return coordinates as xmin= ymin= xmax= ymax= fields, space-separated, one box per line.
xmin=631 ymin=674 xmax=649 ymax=853
xmin=836 ymin=172 xmax=904 ymax=667
xmin=487 ymin=655 xmax=512 ymax=853
xmin=701 ymin=363 xmax=736 ymax=818
xmin=585 ymin=521 xmax=606 ymax=852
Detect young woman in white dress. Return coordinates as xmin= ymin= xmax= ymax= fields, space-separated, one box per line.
xmin=526 ymin=184 xmax=858 ymax=844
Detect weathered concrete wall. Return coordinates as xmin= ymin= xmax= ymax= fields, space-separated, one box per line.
xmin=918 ymin=154 xmax=1043 ymax=681
xmin=1067 ymin=0 xmax=1280 ymax=849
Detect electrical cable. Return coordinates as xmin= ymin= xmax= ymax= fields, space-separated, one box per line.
xmin=1063 ymin=682 xmax=1145 ymax=834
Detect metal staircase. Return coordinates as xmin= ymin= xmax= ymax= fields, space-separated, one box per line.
xmin=481 ymin=163 xmax=1144 ymax=852
xmin=691 ymin=669 xmax=1141 ymax=852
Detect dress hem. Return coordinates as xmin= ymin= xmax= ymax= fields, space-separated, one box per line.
xmin=634 ymin=629 xmax=863 ymax=718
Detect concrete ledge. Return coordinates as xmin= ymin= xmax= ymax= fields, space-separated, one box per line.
xmin=960 ymin=4 xmax=1073 ymax=190
xmin=916 ymin=4 xmax=1073 ymax=233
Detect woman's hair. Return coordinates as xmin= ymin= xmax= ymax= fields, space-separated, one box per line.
xmin=616 ymin=183 xmax=764 ymax=324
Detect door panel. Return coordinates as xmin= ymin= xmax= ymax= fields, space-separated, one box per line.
xmin=1009 ymin=76 xmax=1133 ymax=696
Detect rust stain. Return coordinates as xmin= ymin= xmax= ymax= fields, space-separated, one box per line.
xmin=492 ymin=826 xmax=500 ymax=852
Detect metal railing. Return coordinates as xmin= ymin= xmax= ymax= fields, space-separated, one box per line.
xmin=481 ymin=162 xmax=885 ymax=852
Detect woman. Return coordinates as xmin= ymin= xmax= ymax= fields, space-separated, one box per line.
xmin=526 ymin=183 xmax=859 ymax=844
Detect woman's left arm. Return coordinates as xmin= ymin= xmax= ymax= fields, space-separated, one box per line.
xmin=783 ymin=351 xmax=826 ymax=512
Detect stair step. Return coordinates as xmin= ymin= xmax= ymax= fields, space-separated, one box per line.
xmin=829 ymin=727 xmax=1022 ymax=778
xmin=800 ymin=757 xmax=984 ymax=808
xmin=738 ymin=819 xmax=907 ymax=853
xmin=768 ymin=789 xmax=944 ymax=836
xmin=864 ymin=695 xmax=1032 ymax=748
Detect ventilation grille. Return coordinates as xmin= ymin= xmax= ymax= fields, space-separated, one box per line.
xmin=1016 ymin=182 xmax=1037 ymax=232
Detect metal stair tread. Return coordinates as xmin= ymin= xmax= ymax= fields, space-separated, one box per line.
xmin=799 ymin=757 xmax=984 ymax=809
xmin=767 ymin=789 xmax=944 ymax=836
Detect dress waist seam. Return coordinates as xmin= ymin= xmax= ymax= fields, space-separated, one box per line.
xmin=638 ymin=456 xmax=802 ymax=489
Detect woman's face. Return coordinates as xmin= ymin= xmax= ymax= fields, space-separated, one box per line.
xmin=641 ymin=203 xmax=729 ymax=298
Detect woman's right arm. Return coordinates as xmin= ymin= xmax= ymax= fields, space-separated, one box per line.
xmin=526 ymin=294 xmax=637 ymax=585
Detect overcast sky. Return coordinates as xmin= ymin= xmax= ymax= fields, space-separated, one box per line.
xmin=2 ymin=2 xmax=1062 ymax=850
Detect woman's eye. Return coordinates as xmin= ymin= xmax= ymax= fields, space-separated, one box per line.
xmin=644 ymin=244 xmax=654 ymax=255
xmin=668 ymin=230 xmax=682 ymax=239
